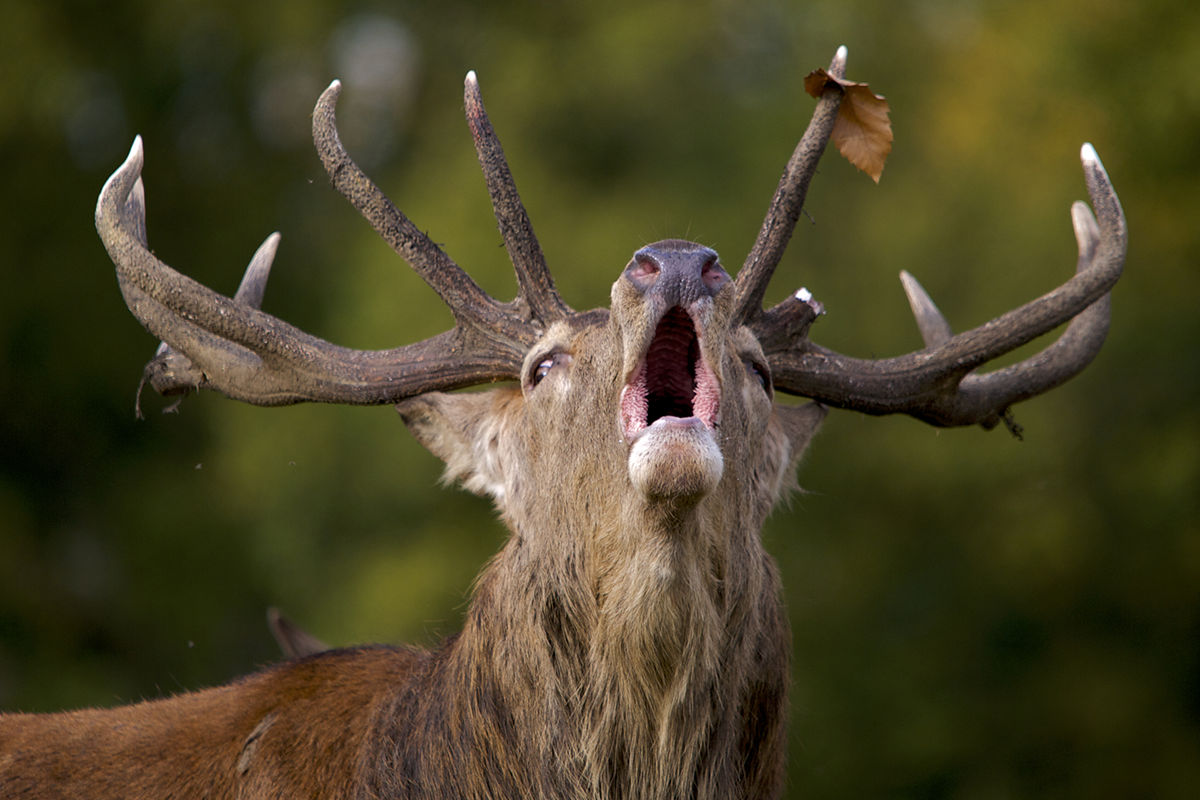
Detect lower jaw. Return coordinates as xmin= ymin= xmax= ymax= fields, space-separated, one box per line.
xmin=627 ymin=418 xmax=724 ymax=501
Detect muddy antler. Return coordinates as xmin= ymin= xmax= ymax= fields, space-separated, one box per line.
xmin=97 ymin=74 xmax=569 ymax=409
xmin=738 ymin=48 xmax=1126 ymax=430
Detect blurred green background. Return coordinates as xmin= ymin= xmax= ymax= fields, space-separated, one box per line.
xmin=1 ymin=0 xmax=1197 ymax=796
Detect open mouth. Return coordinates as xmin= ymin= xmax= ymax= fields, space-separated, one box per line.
xmin=620 ymin=306 xmax=721 ymax=441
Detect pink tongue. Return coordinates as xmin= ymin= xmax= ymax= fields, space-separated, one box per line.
xmin=620 ymin=357 xmax=721 ymax=442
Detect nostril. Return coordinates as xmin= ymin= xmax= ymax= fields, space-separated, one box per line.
xmin=632 ymin=256 xmax=660 ymax=280
xmin=624 ymin=253 xmax=661 ymax=290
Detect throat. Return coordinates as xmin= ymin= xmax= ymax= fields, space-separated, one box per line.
xmin=582 ymin=525 xmax=726 ymax=797
xmin=591 ymin=507 xmax=724 ymax=693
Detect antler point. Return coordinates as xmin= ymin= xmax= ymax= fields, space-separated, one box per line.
xmin=318 ymin=81 xmax=343 ymax=109
xmin=900 ymin=270 xmax=953 ymax=348
xmin=830 ymin=46 xmax=848 ymax=77
xmin=113 ymin=135 xmax=145 ymax=182
xmin=1069 ymin=201 xmax=1100 ymax=260
xmin=233 ymin=232 xmax=281 ymax=309
xmin=1080 ymin=142 xmax=1113 ymax=188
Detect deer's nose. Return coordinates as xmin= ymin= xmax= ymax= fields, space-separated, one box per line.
xmin=623 ymin=241 xmax=730 ymax=307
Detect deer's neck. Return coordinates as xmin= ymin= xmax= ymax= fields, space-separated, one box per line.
xmin=446 ymin=490 xmax=787 ymax=799
xmin=583 ymin=500 xmax=728 ymax=797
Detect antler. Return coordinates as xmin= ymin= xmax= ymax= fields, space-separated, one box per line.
xmin=97 ymin=74 xmax=569 ymax=409
xmin=739 ymin=48 xmax=1126 ymax=430
xmin=734 ymin=46 xmax=848 ymax=324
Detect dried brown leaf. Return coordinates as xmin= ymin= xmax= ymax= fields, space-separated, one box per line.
xmin=803 ymin=69 xmax=837 ymax=99
xmin=803 ymin=68 xmax=893 ymax=183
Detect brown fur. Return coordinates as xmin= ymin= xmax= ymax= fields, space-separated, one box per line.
xmin=0 ymin=242 xmax=825 ymax=799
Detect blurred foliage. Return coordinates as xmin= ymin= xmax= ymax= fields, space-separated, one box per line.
xmin=1 ymin=0 xmax=1198 ymax=797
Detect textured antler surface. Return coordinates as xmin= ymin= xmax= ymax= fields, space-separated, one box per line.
xmin=463 ymin=71 xmax=573 ymax=326
xmin=99 ymin=46 xmax=1125 ymax=430
xmin=733 ymin=46 xmax=848 ymax=326
xmin=760 ymin=143 xmax=1126 ymax=428
xmin=98 ymin=76 xmax=576 ymax=410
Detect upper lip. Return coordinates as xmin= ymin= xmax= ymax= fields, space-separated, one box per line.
xmin=619 ymin=306 xmax=721 ymax=442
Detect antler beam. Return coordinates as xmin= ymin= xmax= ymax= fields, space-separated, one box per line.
xmin=100 ymin=45 xmax=1125 ymax=431
xmin=762 ymin=144 xmax=1126 ymax=428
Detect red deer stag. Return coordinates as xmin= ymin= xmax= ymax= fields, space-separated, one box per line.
xmin=0 ymin=47 xmax=1125 ymax=799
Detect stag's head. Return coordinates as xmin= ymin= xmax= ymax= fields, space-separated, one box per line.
xmin=95 ymin=48 xmax=1125 ymax=552
xmin=395 ymin=232 xmax=825 ymax=552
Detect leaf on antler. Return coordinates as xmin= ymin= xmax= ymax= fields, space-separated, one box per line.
xmin=804 ymin=69 xmax=893 ymax=183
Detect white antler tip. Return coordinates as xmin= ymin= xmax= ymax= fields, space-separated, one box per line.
xmin=794 ymin=287 xmax=813 ymax=302
xmin=234 ymin=232 xmax=283 ymax=309
xmin=98 ymin=136 xmax=146 ymax=218
xmin=836 ymin=45 xmax=848 ymax=60
xmin=1079 ymin=142 xmax=1112 ymax=185
xmin=117 ymin=135 xmax=144 ymax=176
xmin=466 ymin=70 xmax=478 ymax=84
xmin=327 ymin=79 xmax=342 ymax=92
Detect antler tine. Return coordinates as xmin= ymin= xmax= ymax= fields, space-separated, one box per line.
xmin=98 ymin=138 xmax=313 ymax=405
xmin=767 ymin=144 xmax=1127 ymax=428
xmin=232 ymin=231 xmax=281 ymax=310
xmin=464 ymin=71 xmax=573 ymax=325
xmin=312 ymin=81 xmax=534 ymax=348
xmin=733 ymin=45 xmax=848 ymax=325
xmin=137 ymin=232 xmax=281 ymax=415
xmin=946 ymin=199 xmax=1112 ymax=428
xmin=899 ymin=271 xmax=953 ymax=348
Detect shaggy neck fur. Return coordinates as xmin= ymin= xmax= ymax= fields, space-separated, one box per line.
xmin=413 ymin=474 xmax=788 ymax=800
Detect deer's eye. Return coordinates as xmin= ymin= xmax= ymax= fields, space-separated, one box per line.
xmin=528 ymin=352 xmax=572 ymax=388
xmin=744 ymin=358 xmax=770 ymax=392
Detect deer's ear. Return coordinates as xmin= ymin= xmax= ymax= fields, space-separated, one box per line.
xmin=775 ymin=401 xmax=826 ymax=463
xmin=765 ymin=401 xmax=827 ymax=497
xmin=397 ymin=389 xmax=524 ymax=502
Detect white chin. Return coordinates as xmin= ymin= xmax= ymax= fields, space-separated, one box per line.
xmin=628 ymin=417 xmax=724 ymax=501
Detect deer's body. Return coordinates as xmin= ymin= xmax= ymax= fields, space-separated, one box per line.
xmin=2 ymin=383 xmax=811 ymax=800
xmin=1 ymin=285 xmax=823 ymax=799
xmin=0 ymin=47 xmax=1125 ymax=800
xmin=1 ymin=647 xmax=402 ymax=798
